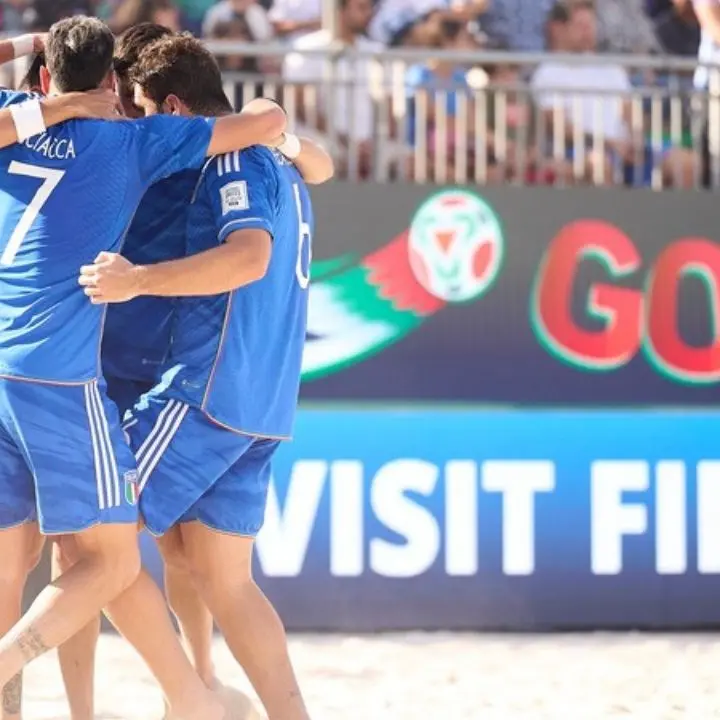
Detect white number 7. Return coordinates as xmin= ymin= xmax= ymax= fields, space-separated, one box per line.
xmin=0 ymin=161 xmax=65 ymax=266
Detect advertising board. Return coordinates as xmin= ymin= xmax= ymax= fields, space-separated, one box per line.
xmin=303 ymin=185 xmax=720 ymax=404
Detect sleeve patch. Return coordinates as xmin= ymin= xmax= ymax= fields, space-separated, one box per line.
xmin=220 ymin=180 xmax=249 ymax=215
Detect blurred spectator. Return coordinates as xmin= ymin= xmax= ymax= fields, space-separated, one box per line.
xmin=649 ymin=0 xmax=701 ymax=56
xmin=531 ymin=0 xmax=634 ymax=183
xmin=595 ymin=0 xmax=662 ymax=54
xmin=692 ymin=0 xmax=720 ymax=188
xmin=1 ymin=0 xmax=32 ymax=32
xmin=173 ymin=0 xmax=216 ymax=32
xmin=206 ymin=7 xmax=277 ymax=106
xmin=283 ymin=0 xmax=380 ymax=176
xmin=110 ymin=0 xmax=182 ymax=32
xmin=385 ymin=8 xmax=444 ymax=48
xmin=481 ymin=0 xmax=555 ymax=52
xmin=405 ymin=20 xmax=493 ymax=180
xmin=370 ymin=0 xmax=443 ymax=44
xmin=268 ymin=0 xmax=321 ymax=40
xmin=203 ymin=0 xmax=274 ymax=42
xmin=28 ymin=1 xmax=99 ymax=29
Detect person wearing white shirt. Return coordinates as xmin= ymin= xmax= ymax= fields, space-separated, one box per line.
xmin=283 ymin=0 xmax=381 ymax=175
xmin=531 ymin=0 xmax=635 ymax=183
xmin=269 ymin=0 xmax=322 ymax=40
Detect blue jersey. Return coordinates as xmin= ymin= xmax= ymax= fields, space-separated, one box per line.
xmin=0 ymin=89 xmax=214 ymax=384
xmin=158 ymin=147 xmax=313 ymax=438
xmin=101 ymin=170 xmax=201 ymax=383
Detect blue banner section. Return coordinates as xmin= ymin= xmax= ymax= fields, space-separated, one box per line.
xmin=230 ymin=408 xmax=720 ymax=631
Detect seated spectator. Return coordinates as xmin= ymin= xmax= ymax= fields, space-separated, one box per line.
xmin=531 ymin=0 xmax=636 ymax=184
xmin=481 ymin=0 xmax=556 ymax=52
xmin=110 ymin=0 xmax=182 ymax=33
xmin=269 ymin=0 xmax=321 ymax=40
xmin=595 ymin=0 xmax=662 ymax=54
xmin=283 ymin=0 xmax=382 ymax=178
xmin=648 ymin=0 xmax=701 ymax=56
xmin=206 ymin=9 xmax=277 ymax=106
xmin=405 ymin=19 xmax=491 ymax=181
xmin=370 ymin=0 xmax=485 ymax=44
xmin=384 ymin=7 xmax=444 ymax=48
xmin=203 ymin=0 xmax=274 ymax=46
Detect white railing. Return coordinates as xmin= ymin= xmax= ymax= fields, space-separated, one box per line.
xmin=206 ymin=41 xmax=718 ymax=190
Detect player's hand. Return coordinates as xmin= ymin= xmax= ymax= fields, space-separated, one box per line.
xmin=65 ymin=90 xmax=123 ymax=120
xmin=79 ymin=253 xmax=141 ymax=304
xmin=32 ymin=34 xmax=47 ymax=54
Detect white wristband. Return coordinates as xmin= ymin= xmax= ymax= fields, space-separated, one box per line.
xmin=277 ymin=132 xmax=301 ymax=160
xmin=11 ymin=35 xmax=35 ymax=59
xmin=10 ymin=98 xmax=46 ymax=142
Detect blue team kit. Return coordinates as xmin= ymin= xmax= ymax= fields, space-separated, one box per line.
xmin=0 ymin=88 xmax=215 ymax=533
xmin=130 ymin=147 xmax=313 ymax=535
xmin=0 ymin=88 xmax=312 ymax=536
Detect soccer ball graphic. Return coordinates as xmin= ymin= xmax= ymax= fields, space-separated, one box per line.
xmin=407 ymin=189 xmax=504 ymax=303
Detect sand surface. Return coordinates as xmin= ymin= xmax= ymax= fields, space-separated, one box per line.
xmin=23 ymin=633 xmax=720 ymax=719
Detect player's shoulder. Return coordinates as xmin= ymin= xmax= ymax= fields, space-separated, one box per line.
xmin=211 ymin=145 xmax=278 ymax=181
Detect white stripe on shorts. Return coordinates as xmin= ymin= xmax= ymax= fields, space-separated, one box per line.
xmin=83 ymin=382 xmax=121 ymax=510
xmin=136 ymin=400 xmax=188 ymax=491
xmin=91 ymin=382 xmax=121 ymax=508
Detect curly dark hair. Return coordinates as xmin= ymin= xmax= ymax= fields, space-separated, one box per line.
xmin=114 ymin=22 xmax=174 ymax=79
xmin=130 ymin=32 xmax=232 ymax=115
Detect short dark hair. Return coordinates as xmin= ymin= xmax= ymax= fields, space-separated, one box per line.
xmin=130 ymin=33 xmax=232 ymax=115
xmin=114 ymin=22 xmax=174 ymax=79
xmin=547 ymin=2 xmax=570 ymax=24
xmin=45 ymin=16 xmax=115 ymax=93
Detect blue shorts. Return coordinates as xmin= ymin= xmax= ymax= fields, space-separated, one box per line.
xmin=104 ymin=375 xmax=154 ymax=418
xmin=0 ymin=378 xmax=139 ymax=534
xmin=126 ymin=396 xmax=279 ymax=537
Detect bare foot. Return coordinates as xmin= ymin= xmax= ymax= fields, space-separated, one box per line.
xmin=217 ymin=684 xmax=265 ymax=720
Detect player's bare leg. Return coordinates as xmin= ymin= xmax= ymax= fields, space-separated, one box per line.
xmin=0 ymin=523 xmax=43 ymax=720
xmin=0 ymin=524 xmax=225 ymax=720
xmin=160 ymin=529 xmax=216 ymax=688
xmin=159 ymin=530 xmax=262 ymax=719
xmin=52 ymin=539 xmax=100 ymax=720
xmin=180 ymin=522 xmax=309 ymax=720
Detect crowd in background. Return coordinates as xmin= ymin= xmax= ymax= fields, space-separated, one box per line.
xmin=0 ymin=0 xmax=711 ymax=187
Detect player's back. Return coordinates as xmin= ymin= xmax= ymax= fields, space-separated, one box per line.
xmin=0 ymin=91 xmax=213 ymax=384
xmin=101 ymin=171 xmax=200 ymax=384
xmin=161 ymin=147 xmax=313 ymax=438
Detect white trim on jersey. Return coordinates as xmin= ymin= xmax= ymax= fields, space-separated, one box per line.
xmin=136 ymin=400 xmax=189 ymax=491
xmin=216 ymin=150 xmax=241 ymax=178
xmin=84 ymin=382 xmax=121 ymax=510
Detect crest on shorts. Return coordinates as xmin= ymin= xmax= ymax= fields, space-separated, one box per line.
xmin=124 ymin=470 xmax=140 ymax=506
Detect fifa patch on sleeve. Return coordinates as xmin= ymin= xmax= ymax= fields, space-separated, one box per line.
xmin=220 ymin=181 xmax=249 ymax=215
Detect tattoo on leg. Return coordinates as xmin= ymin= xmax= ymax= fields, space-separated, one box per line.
xmin=2 ymin=672 xmax=22 ymax=715
xmin=16 ymin=626 xmax=49 ymax=663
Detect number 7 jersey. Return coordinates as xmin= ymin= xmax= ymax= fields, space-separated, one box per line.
xmin=157 ymin=146 xmax=313 ymax=439
xmin=0 ymin=89 xmax=214 ymax=384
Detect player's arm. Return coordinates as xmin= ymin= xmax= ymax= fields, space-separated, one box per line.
xmin=135 ymin=105 xmax=286 ymax=186
xmin=0 ymin=34 xmax=44 ymax=67
xmin=80 ymin=151 xmax=277 ymax=302
xmin=207 ymin=106 xmax=286 ymax=157
xmin=0 ymin=91 xmax=121 ymax=150
xmin=241 ymin=99 xmax=334 ymax=184
xmin=274 ymin=133 xmax=335 ymax=185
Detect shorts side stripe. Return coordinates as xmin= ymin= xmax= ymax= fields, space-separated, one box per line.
xmin=137 ymin=401 xmax=188 ymax=491
xmin=87 ymin=382 xmax=119 ymax=509
xmin=135 ymin=399 xmax=180 ymax=460
xmin=92 ymin=382 xmax=121 ymax=508
xmin=83 ymin=384 xmax=107 ymax=511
